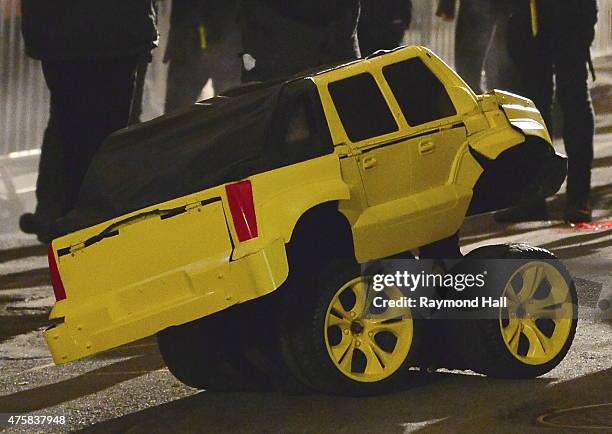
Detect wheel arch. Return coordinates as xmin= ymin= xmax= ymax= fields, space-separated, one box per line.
xmin=286 ymin=201 xmax=357 ymax=270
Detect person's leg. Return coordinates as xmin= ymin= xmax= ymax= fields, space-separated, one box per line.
xmin=19 ymin=104 xmax=67 ymax=239
xmin=42 ymin=57 xmax=140 ymax=212
xmin=484 ymin=4 xmax=521 ymax=93
xmin=555 ymin=49 xmax=594 ymax=221
xmin=208 ymin=26 xmax=243 ymax=95
xmin=34 ymin=110 xmax=65 ymax=218
xmin=128 ymin=56 xmax=150 ymax=124
xmin=455 ymin=0 xmax=496 ymax=93
xmin=165 ymin=55 xmax=210 ymax=112
xmin=494 ymin=13 xmax=554 ymax=222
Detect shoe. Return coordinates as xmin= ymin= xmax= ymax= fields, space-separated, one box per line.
xmin=19 ymin=213 xmax=43 ymax=234
xmin=19 ymin=212 xmax=52 ymax=242
xmin=564 ymin=200 xmax=592 ymax=224
xmin=494 ymin=200 xmax=549 ymax=223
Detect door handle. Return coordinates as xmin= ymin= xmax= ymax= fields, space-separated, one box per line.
xmin=362 ymin=156 xmax=378 ymax=170
xmin=419 ymin=140 xmax=435 ymax=155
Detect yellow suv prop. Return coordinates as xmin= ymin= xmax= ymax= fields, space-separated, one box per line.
xmin=46 ymin=47 xmax=575 ymax=395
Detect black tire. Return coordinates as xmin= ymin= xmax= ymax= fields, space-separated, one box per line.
xmin=236 ymin=291 xmax=315 ymax=394
xmin=280 ymin=259 xmax=422 ymax=396
xmin=157 ymin=308 xmax=269 ymax=391
xmin=451 ymin=243 xmax=578 ymax=378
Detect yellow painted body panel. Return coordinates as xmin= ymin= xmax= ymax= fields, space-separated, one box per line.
xmin=46 ymin=46 xmax=554 ymax=364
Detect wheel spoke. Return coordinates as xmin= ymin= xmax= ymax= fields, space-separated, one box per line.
xmin=502 ymin=318 xmax=521 ymax=344
xmin=351 ymin=280 xmax=368 ymax=316
xmin=327 ymin=313 xmax=350 ymax=328
xmin=505 ymin=282 xmax=521 ymax=304
xmin=523 ymin=320 xmax=554 ymax=358
xmin=507 ymin=321 xmax=522 ymax=353
xmin=519 ymin=265 xmax=545 ymax=302
xmin=369 ymin=318 xmax=411 ymax=337
xmin=339 ymin=340 xmax=356 ymax=371
xmin=366 ymin=306 xmax=409 ymax=322
xmin=330 ymin=298 xmax=350 ymax=321
xmin=362 ymin=342 xmax=385 ymax=375
xmin=365 ymin=285 xmax=410 ymax=322
xmin=528 ymin=291 xmax=571 ymax=319
xmin=330 ymin=333 xmax=353 ymax=362
xmin=383 ymin=284 xmax=404 ymax=301
xmin=368 ymin=337 xmax=392 ymax=367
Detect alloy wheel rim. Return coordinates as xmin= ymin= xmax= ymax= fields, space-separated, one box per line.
xmin=324 ymin=276 xmax=413 ymax=382
xmin=500 ymin=261 xmax=573 ymax=365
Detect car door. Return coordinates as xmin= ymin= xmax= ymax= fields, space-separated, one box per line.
xmin=321 ymin=64 xmax=435 ymax=260
xmin=326 ymin=70 xmax=412 ymax=208
xmin=381 ymin=56 xmax=467 ymax=197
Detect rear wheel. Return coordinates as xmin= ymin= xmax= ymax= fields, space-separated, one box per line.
xmin=281 ymin=259 xmax=421 ymax=395
xmin=455 ymin=243 xmax=577 ymax=378
xmin=157 ymin=308 xmax=268 ymax=391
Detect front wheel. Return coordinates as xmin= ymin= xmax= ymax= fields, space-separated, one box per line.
xmin=280 ymin=259 xmax=421 ymax=395
xmin=454 ymin=244 xmax=578 ymax=378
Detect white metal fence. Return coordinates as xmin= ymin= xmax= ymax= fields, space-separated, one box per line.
xmin=1 ymin=0 xmax=611 ymax=156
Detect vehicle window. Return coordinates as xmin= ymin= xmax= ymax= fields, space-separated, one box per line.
xmin=284 ymin=97 xmax=312 ymax=146
xmin=328 ymin=73 xmax=398 ymax=142
xmin=270 ymin=91 xmax=334 ymax=164
xmin=383 ymin=58 xmax=456 ymax=126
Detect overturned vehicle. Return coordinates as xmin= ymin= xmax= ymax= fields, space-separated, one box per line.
xmin=46 ymin=46 xmax=576 ymax=395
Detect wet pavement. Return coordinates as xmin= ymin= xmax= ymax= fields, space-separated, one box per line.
xmin=0 ymin=60 xmax=611 ymax=433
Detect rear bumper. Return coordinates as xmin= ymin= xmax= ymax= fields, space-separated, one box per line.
xmin=44 ymin=238 xmax=288 ymax=364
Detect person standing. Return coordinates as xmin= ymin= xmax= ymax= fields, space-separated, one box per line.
xmin=495 ymin=0 xmax=597 ymax=223
xmin=437 ymin=0 xmax=518 ymax=94
xmin=358 ymin=0 xmax=412 ymax=57
xmin=238 ymin=0 xmax=361 ymax=82
xmin=164 ymin=0 xmax=242 ymax=113
xmin=19 ymin=0 xmax=158 ymax=241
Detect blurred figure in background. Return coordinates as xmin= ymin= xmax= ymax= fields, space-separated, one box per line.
xmin=358 ymin=0 xmax=412 ymax=57
xmin=239 ymin=0 xmax=361 ymax=82
xmin=496 ymin=0 xmax=598 ymax=223
xmin=164 ymin=0 xmax=242 ymax=113
xmin=19 ymin=0 xmax=158 ymax=242
xmin=437 ymin=0 xmax=518 ymax=93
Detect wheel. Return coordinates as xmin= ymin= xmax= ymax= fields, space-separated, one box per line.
xmin=157 ymin=308 xmax=269 ymax=391
xmin=236 ymin=291 xmax=315 ymax=394
xmin=453 ymin=243 xmax=577 ymax=378
xmin=280 ymin=259 xmax=421 ymax=395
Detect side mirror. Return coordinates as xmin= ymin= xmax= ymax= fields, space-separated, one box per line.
xmin=447 ymin=86 xmax=479 ymax=116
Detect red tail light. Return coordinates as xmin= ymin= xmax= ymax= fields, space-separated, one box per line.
xmin=47 ymin=244 xmax=66 ymax=301
xmin=225 ymin=180 xmax=258 ymax=242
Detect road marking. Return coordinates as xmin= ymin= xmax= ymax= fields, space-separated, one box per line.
xmin=537 ymin=403 xmax=612 ymax=429
xmin=82 ymin=368 xmax=168 ymax=376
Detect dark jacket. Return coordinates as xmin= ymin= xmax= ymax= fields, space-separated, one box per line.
xmin=239 ymin=0 xmax=361 ymax=81
xmin=164 ymin=0 xmax=238 ymax=62
xmin=508 ymin=0 xmax=598 ymax=57
xmin=21 ymin=0 xmax=158 ymax=61
xmin=359 ymin=0 xmax=412 ymax=56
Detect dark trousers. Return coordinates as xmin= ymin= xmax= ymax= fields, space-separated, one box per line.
xmin=522 ymin=51 xmax=594 ymax=202
xmin=508 ymin=8 xmax=595 ymax=203
xmin=455 ymin=0 xmax=518 ymax=93
xmin=41 ymin=56 xmax=140 ymax=213
xmin=164 ymin=23 xmax=241 ymax=113
xmin=165 ymin=50 xmax=241 ymax=113
xmin=34 ymin=110 xmax=66 ymax=222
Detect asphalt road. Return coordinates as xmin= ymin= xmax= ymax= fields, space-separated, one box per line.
xmin=0 ymin=63 xmax=611 ymax=433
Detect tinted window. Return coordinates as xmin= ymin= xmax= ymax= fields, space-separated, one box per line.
xmin=383 ymin=58 xmax=456 ymax=126
xmin=284 ymin=97 xmax=313 ymax=147
xmin=328 ymin=73 xmax=398 ymax=142
xmin=270 ymin=90 xmax=333 ymax=165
